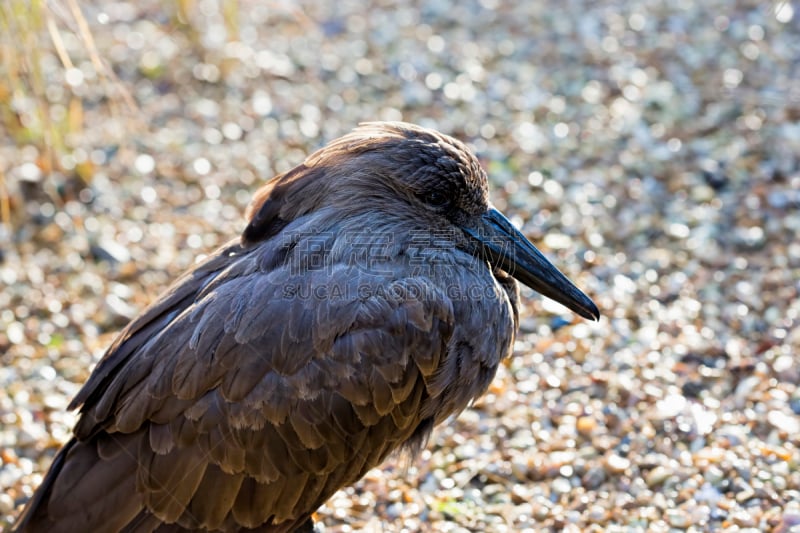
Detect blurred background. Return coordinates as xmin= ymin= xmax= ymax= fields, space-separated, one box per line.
xmin=1 ymin=0 xmax=799 ymax=531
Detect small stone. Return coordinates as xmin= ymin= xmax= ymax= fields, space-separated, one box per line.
xmin=704 ymin=466 xmax=724 ymax=485
xmin=691 ymin=184 xmax=715 ymax=202
xmin=767 ymin=410 xmax=800 ymax=434
xmin=791 ymin=395 xmax=800 ymax=416
xmin=576 ymin=416 xmax=597 ymax=435
xmin=586 ymin=504 xmax=608 ymax=523
xmin=767 ymin=190 xmax=790 ymax=209
xmin=731 ymin=508 xmax=757 ymax=527
xmin=90 ymin=238 xmax=131 ymax=264
xmin=734 ymin=376 xmax=762 ymax=407
xmin=582 ymin=466 xmax=606 ymax=489
xmin=656 ymin=394 xmax=687 ymax=418
xmin=16 ymin=425 xmax=47 ymax=447
xmin=551 ymin=477 xmax=572 ymax=495
xmin=646 ymin=466 xmax=671 ymax=488
xmin=775 ymin=502 xmax=800 ymax=531
xmin=511 ymin=460 xmax=529 ymax=482
xmin=604 ymin=454 xmax=630 ymax=474
xmin=666 ymin=508 xmax=690 ymax=528
xmin=695 ymin=482 xmax=721 ymax=504
xmin=0 ymin=493 xmax=15 ymax=515
xmin=735 ymin=486 xmax=756 ymax=503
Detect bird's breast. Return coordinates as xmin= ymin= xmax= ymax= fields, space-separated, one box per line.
xmin=243 ymin=221 xmax=518 ymax=428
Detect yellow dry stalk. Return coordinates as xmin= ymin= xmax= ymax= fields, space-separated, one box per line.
xmin=63 ymin=0 xmax=136 ymax=115
xmin=0 ymin=168 xmax=10 ymax=228
xmin=0 ymin=0 xmax=137 ymax=157
xmin=222 ymin=0 xmax=239 ymax=41
xmin=175 ymin=0 xmax=242 ymax=45
xmin=1 ymin=0 xmax=68 ymax=178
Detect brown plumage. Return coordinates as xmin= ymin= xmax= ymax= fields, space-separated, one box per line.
xmin=13 ymin=122 xmax=599 ymax=532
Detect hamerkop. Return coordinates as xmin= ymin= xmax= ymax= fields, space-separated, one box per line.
xmin=14 ymin=122 xmax=599 ymax=532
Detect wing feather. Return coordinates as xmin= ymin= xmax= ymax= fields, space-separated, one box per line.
xmin=22 ymin=236 xmax=466 ymax=530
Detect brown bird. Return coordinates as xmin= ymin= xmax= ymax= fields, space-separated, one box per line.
xmin=13 ymin=122 xmax=599 ymax=532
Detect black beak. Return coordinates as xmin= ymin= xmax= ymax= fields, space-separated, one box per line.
xmin=463 ymin=208 xmax=600 ymax=321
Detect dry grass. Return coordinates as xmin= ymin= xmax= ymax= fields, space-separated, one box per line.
xmin=1 ymin=0 xmax=97 ymax=227
xmin=0 ymin=0 xmax=246 ymax=228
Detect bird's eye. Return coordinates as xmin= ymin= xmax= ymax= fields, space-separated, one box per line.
xmin=424 ymin=190 xmax=452 ymax=208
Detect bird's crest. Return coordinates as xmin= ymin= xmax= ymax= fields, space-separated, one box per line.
xmin=242 ymin=122 xmax=488 ymax=244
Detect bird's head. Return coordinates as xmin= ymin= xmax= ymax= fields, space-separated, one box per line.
xmin=243 ymin=121 xmax=599 ymax=321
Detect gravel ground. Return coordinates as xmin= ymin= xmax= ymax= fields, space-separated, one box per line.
xmin=2 ymin=0 xmax=800 ymax=531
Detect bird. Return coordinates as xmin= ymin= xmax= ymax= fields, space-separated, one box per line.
xmin=13 ymin=121 xmax=599 ymax=532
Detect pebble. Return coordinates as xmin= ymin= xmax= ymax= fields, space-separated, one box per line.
xmin=0 ymin=493 xmax=15 ymax=515
xmin=666 ymin=508 xmax=690 ymax=528
xmin=582 ymin=467 xmax=606 ymax=490
xmin=551 ymin=477 xmax=572 ymax=496
xmin=767 ymin=410 xmax=800 ymax=434
xmin=645 ymin=466 xmax=671 ymax=488
xmin=576 ymin=415 xmax=597 ymax=435
xmin=604 ymin=454 xmax=630 ymax=475
xmin=775 ymin=502 xmax=800 ymax=532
